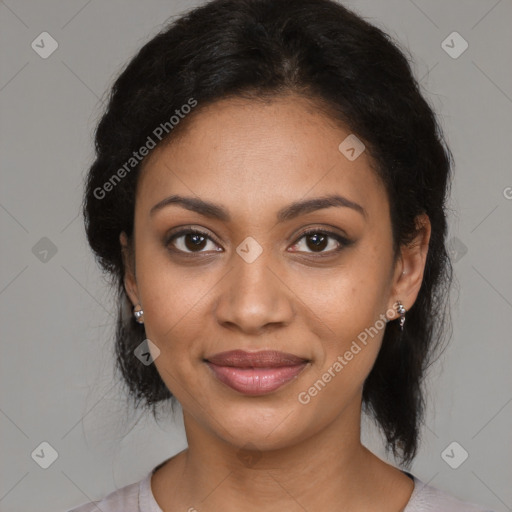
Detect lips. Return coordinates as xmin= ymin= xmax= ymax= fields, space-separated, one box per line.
xmin=206 ymin=350 xmax=308 ymax=367
xmin=205 ymin=350 xmax=309 ymax=395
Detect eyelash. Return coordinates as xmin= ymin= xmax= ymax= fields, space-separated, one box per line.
xmin=165 ymin=227 xmax=352 ymax=257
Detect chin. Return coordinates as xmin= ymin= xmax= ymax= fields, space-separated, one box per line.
xmin=208 ymin=401 xmax=314 ymax=450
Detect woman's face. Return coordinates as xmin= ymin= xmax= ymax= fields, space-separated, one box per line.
xmin=121 ymin=95 xmax=423 ymax=451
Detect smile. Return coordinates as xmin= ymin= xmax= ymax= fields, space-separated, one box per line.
xmin=204 ymin=350 xmax=309 ymax=395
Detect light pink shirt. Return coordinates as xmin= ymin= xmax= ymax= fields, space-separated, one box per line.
xmin=67 ymin=467 xmax=493 ymax=512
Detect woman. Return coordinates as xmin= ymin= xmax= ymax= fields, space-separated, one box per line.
xmin=69 ymin=0 xmax=493 ymax=510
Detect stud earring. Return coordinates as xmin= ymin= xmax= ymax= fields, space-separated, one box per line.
xmin=133 ymin=304 xmax=144 ymax=324
xmin=395 ymin=300 xmax=406 ymax=330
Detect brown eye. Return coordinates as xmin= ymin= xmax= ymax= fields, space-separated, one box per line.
xmin=304 ymin=232 xmax=329 ymax=252
xmin=183 ymin=232 xmax=207 ymax=251
xmin=290 ymin=229 xmax=351 ymax=255
xmin=166 ymin=229 xmax=221 ymax=254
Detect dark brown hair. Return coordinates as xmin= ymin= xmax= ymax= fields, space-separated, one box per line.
xmin=83 ymin=0 xmax=453 ymax=466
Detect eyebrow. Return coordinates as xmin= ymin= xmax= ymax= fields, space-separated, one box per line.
xmin=149 ymin=194 xmax=366 ymax=222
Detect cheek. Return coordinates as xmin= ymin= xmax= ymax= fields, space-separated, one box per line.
xmin=297 ymin=278 xmax=389 ymax=414
xmin=296 ymin=345 xmax=380 ymax=423
xmin=133 ymin=243 xmax=215 ymax=371
xmin=300 ymin=248 xmax=391 ymax=336
xmin=135 ymin=235 xmax=201 ymax=319
xmin=296 ymin=244 xmax=391 ymax=384
xmin=141 ymin=295 xmax=205 ymax=404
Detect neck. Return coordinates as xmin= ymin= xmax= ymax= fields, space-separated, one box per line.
xmin=160 ymin=399 xmax=404 ymax=511
xmin=151 ymin=392 xmax=415 ymax=512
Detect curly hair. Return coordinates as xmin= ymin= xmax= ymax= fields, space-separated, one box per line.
xmin=83 ymin=0 xmax=453 ymax=466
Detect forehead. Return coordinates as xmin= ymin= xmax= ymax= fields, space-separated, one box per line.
xmin=136 ymin=95 xmax=387 ymax=221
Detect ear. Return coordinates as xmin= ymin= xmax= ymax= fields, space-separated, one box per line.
xmin=387 ymin=213 xmax=431 ymax=319
xmin=120 ymin=231 xmax=140 ymax=307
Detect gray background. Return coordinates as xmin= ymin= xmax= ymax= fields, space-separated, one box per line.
xmin=1 ymin=1 xmax=511 ymax=511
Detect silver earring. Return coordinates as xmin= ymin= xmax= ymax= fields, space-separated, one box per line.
xmin=133 ymin=304 xmax=144 ymax=324
xmin=395 ymin=300 xmax=406 ymax=331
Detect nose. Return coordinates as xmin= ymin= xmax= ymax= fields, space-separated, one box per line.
xmin=213 ymin=249 xmax=295 ymax=335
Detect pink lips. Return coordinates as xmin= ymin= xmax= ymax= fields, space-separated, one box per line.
xmin=205 ymin=350 xmax=309 ymax=395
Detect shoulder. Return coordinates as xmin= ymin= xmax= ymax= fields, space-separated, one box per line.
xmin=404 ymin=476 xmax=494 ymax=512
xmin=65 ymin=474 xmax=148 ymax=512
